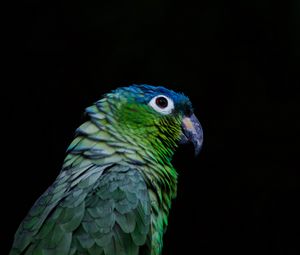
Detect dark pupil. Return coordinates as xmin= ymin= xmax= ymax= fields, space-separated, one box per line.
xmin=155 ymin=97 xmax=168 ymax=108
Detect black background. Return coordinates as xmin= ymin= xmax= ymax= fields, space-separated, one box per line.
xmin=2 ymin=0 xmax=300 ymax=254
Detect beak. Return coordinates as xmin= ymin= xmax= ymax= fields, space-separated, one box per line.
xmin=181 ymin=113 xmax=203 ymax=156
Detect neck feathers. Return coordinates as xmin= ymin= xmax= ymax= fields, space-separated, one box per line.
xmin=64 ymin=98 xmax=178 ymax=202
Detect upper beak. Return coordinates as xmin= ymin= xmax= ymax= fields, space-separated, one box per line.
xmin=181 ymin=113 xmax=203 ymax=156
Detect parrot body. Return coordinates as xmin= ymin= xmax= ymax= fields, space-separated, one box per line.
xmin=10 ymin=85 xmax=203 ymax=255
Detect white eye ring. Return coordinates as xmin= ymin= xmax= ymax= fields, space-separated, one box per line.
xmin=148 ymin=95 xmax=174 ymax=115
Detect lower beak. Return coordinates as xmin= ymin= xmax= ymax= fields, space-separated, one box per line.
xmin=181 ymin=113 xmax=203 ymax=156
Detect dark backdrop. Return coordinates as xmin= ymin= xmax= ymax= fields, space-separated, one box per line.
xmin=2 ymin=1 xmax=300 ymax=254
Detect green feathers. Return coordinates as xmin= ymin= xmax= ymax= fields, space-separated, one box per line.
xmin=10 ymin=85 xmax=203 ymax=255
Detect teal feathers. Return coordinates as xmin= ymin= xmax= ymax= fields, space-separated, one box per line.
xmin=10 ymin=85 xmax=203 ymax=255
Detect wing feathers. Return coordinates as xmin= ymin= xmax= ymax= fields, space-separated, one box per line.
xmin=10 ymin=164 xmax=151 ymax=255
xmin=71 ymin=166 xmax=151 ymax=254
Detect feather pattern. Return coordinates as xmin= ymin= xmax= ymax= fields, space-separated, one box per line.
xmin=10 ymin=85 xmax=200 ymax=255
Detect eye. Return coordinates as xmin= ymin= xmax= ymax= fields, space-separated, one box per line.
xmin=155 ymin=97 xmax=168 ymax=108
xmin=149 ymin=95 xmax=174 ymax=115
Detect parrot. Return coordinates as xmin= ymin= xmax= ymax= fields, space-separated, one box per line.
xmin=9 ymin=84 xmax=203 ymax=255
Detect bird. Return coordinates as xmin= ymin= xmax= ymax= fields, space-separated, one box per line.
xmin=9 ymin=84 xmax=203 ymax=255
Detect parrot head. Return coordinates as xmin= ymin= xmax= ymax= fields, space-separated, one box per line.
xmin=100 ymin=85 xmax=203 ymax=158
